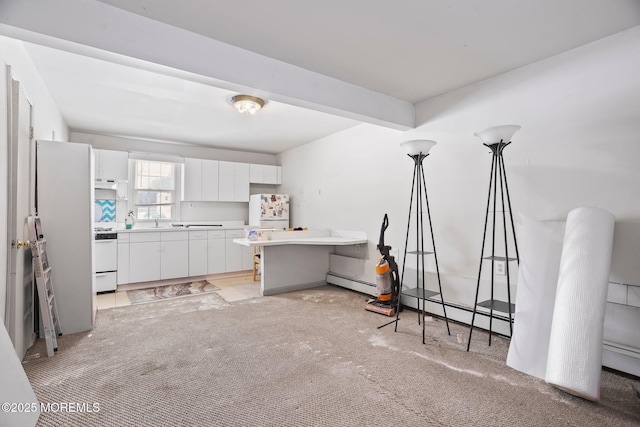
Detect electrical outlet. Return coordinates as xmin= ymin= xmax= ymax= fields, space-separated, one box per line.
xmin=495 ymin=261 xmax=506 ymax=275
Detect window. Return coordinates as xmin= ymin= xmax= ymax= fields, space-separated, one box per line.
xmin=133 ymin=160 xmax=176 ymax=220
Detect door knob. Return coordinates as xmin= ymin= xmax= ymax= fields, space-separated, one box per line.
xmin=16 ymin=239 xmax=30 ymax=249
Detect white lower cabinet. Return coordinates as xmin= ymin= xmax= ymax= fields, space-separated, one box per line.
xmin=225 ymin=229 xmax=244 ymax=272
xmin=242 ymin=246 xmax=254 ymax=271
xmin=117 ymin=233 xmax=130 ymax=285
xmin=161 ymin=240 xmax=189 ymax=280
xmin=207 ymin=230 xmax=226 ymax=274
xmin=129 ymin=239 xmax=161 ymax=283
xmin=121 ymin=228 xmax=247 ymax=285
xmin=189 ymin=231 xmax=208 ymax=276
xmin=160 ymin=231 xmax=189 ymax=280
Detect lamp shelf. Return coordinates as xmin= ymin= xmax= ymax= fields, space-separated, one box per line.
xmin=477 ymin=299 xmax=515 ymax=313
xmin=482 ymin=256 xmax=517 ymax=262
xmin=401 ymin=287 xmax=440 ymax=299
xmin=407 ymin=250 xmax=434 ymax=255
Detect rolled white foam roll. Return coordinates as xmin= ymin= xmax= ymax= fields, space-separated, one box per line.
xmin=506 ymin=214 xmax=565 ymax=380
xmin=545 ymin=207 xmax=615 ymax=401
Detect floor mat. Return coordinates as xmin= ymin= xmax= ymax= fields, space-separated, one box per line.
xmin=127 ymin=280 xmax=220 ymax=304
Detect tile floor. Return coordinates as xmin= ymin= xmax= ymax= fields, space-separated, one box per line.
xmin=96 ymin=273 xmax=261 ymax=310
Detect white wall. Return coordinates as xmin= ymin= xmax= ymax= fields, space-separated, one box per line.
xmin=0 ymin=35 xmax=69 ymax=327
xmin=278 ymin=26 xmax=640 ymax=307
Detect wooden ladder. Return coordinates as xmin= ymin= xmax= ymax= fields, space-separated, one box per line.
xmin=28 ymin=216 xmax=62 ymax=357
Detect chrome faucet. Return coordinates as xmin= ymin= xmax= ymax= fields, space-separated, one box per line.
xmin=154 ymin=218 xmax=158 ymax=228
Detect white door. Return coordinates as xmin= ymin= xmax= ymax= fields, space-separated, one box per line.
xmin=5 ymin=73 xmax=36 ymax=358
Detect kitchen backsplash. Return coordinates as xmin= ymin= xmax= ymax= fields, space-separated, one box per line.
xmin=180 ymin=201 xmax=249 ymax=223
xmin=95 ymin=199 xmax=116 ymax=222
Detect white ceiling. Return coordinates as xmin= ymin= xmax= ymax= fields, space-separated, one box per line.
xmin=22 ymin=43 xmax=360 ymax=154
xmin=95 ymin=0 xmax=640 ymax=103
xmin=6 ymin=0 xmax=640 ymax=154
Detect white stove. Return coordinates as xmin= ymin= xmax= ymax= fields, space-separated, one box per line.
xmin=94 ymin=227 xmax=117 ymax=292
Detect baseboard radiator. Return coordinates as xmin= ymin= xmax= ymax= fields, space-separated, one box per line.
xmin=326 ymin=271 xmax=640 ymax=377
xmin=326 ymin=272 xmax=513 ymax=337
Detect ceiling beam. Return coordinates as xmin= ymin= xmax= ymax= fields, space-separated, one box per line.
xmin=0 ymin=0 xmax=414 ymax=130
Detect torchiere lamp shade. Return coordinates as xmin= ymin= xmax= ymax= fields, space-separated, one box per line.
xmin=400 ymin=140 xmax=437 ymax=156
xmin=474 ymin=125 xmax=521 ymax=144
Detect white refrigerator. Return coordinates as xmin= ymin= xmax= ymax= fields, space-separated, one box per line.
xmin=36 ymin=140 xmax=96 ymax=334
xmin=249 ymin=194 xmax=290 ymax=229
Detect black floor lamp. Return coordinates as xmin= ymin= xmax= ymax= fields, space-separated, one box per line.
xmin=467 ymin=125 xmax=521 ymax=351
xmin=382 ymin=139 xmax=450 ymax=344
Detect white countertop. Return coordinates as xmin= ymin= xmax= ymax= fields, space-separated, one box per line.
xmin=234 ymin=229 xmax=367 ymax=247
xmin=116 ymin=220 xmax=246 ymax=233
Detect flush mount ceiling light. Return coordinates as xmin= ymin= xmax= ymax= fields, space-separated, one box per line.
xmin=231 ymin=94 xmax=265 ymax=115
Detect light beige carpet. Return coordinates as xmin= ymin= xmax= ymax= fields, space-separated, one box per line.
xmin=127 ymin=280 xmax=220 ymax=304
xmin=22 ymin=285 xmax=640 ymax=426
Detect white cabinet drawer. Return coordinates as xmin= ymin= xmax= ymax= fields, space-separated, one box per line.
xmin=189 ymin=230 xmax=208 ymax=240
xmin=208 ymin=230 xmax=226 ymax=239
xmin=94 ymin=239 xmax=117 ymax=272
xmin=130 ymin=232 xmax=161 ymax=243
xmin=95 ymin=271 xmax=117 ymax=293
xmin=161 ymin=231 xmax=189 ymax=241
xmin=225 ymin=229 xmax=244 ymax=238
xmin=117 ymin=232 xmax=130 ymax=242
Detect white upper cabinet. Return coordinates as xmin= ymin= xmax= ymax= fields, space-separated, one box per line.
xmin=234 ymin=163 xmax=250 ymax=202
xmin=202 ymin=159 xmax=220 ymax=201
xmin=182 ymin=158 xmax=220 ymax=201
xmin=182 ymin=157 xmax=202 ymax=201
xmin=94 ymin=149 xmax=128 ymax=180
xmin=219 ymin=161 xmax=250 ymax=202
xmin=249 ymin=164 xmax=263 ymax=182
xmin=249 ymin=164 xmax=282 ymax=184
xmin=218 ymin=161 xmax=235 ymax=201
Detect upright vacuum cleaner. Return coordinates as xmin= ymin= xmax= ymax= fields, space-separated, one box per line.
xmin=365 ymin=214 xmax=400 ymax=316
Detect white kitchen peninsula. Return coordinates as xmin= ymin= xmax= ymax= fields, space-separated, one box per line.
xmin=234 ymin=230 xmax=367 ymax=295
